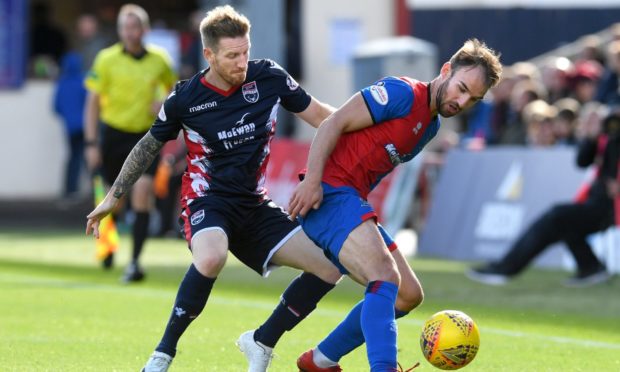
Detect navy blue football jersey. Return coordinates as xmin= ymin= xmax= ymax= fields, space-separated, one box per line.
xmin=150 ymin=59 xmax=311 ymax=203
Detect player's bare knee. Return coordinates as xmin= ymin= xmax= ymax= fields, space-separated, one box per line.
xmin=378 ymin=255 xmax=401 ymax=285
xmin=397 ymin=284 xmax=424 ymax=312
xmin=193 ymin=253 xmax=227 ymax=276
xmin=385 ymin=267 xmax=401 ymax=286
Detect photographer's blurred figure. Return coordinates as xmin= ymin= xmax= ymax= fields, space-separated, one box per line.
xmin=467 ymin=104 xmax=617 ymax=287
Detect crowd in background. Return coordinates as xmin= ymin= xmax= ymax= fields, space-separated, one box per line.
xmin=455 ymin=24 xmax=620 ymax=150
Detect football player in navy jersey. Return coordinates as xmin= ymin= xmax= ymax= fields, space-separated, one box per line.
xmin=86 ymin=5 xmax=342 ymax=371
xmin=249 ymin=39 xmax=502 ymax=371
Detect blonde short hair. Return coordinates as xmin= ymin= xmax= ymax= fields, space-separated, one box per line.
xmin=199 ymin=5 xmax=251 ymax=50
xmin=117 ymin=4 xmax=150 ymax=30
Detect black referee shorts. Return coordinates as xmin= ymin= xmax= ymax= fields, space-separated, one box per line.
xmin=180 ymin=195 xmax=301 ymax=276
xmin=99 ymin=123 xmax=159 ymax=185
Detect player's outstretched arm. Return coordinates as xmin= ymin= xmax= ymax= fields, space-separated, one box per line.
xmin=288 ymin=93 xmax=373 ymax=220
xmin=86 ymin=132 xmax=165 ymax=237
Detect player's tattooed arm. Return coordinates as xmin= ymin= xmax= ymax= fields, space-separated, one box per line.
xmin=112 ymin=132 xmax=164 ymax=199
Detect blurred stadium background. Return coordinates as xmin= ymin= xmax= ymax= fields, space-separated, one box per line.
xmin=1 ymin=0 xmax=620 ymax=370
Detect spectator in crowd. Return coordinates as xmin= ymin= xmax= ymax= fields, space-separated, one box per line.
xmin=595 ymin=40 xmax=620 ymax=105
xmin=53 ymin=52 xmax=87 ymax=198
xmin=540 ymin=56 xmax=573 ymax=103
xmin=467 ymin=106 xmax=616 ymax=288
xmin=523 ymin=99 xmax=557 ymax=147
xmin=568 ymin=60 xmax=603 ymax=104
xmin=457 ymin=96 xmax=494 ymax=149
xmin=512 ymin=61 xmax=541 ymax=81
xmin=84 ymin=4 xmax=177 ymax=280
xmin=552 ymin=97 xmax=581 ymax=145
xmin=500 ymin=78 xmax=548 ymax=145
xmin=487 ymin=66 xmax=516 ymax=144
xmin=75 ymin=14 xmax=110 ymax=74
xmin=179 ymin=10 xmax=205 ymax=79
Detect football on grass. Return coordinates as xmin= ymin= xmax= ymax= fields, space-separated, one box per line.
xmin=420 ymin=310 xmax=480 ymax=370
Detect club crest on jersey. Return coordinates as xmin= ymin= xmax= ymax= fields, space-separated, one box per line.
xmin=286 ymin=75 xmax=299 ymax=91
xmin=242 ymin=81 xmax=259 ymax=103
xmin=190 ymin=209 xmax=205 ymax=226
xmin=370 ymin=85 xmax=388 ymax=105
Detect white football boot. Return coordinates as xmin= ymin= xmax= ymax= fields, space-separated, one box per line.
xmin=141 ymin=351 xmax=173 ymax=372
xmin=236 ymin=330 xmax=273 ymax=372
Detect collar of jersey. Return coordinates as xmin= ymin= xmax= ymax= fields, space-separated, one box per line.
xmin=200 ymin=71 xmax=241 ymax=97
xmin=121 ymin=45 xmax=148 ymax=60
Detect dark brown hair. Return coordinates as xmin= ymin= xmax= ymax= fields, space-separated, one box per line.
xmin=450 ymin=38 xmax=503 ymax=89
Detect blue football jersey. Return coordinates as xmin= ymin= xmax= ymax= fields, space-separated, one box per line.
xmin=150 ymin=59 xmax=311 ymax=203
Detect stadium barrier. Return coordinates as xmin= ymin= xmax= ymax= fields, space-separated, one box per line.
xmin=420 ymin=146 xmax=620 ymax=274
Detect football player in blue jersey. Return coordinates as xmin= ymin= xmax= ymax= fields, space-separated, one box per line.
xmin=86 ymin=5 xmax=342 ymax=371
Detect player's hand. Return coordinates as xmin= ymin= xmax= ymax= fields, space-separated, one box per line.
xmin=288 ymin=180 xmax=323 ymax=220
xmin=86 ymin=198 xmax=116 ymax=238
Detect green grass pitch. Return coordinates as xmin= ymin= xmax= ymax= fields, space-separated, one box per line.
xmin=0 ymin=229 xmax=619 ymax=371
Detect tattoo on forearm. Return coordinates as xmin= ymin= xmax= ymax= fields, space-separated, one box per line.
xmin=112 ymin=132 xmax=164 ymax=198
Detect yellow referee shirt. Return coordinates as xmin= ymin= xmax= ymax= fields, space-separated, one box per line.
xmin=85 ymin=43 xmax=177 ymax=133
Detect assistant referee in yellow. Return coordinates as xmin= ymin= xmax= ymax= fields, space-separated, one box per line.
xmin=84 ymin=4 xmax=176 ymax=282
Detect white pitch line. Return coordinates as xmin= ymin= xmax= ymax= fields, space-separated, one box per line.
xmin=2 ymin=272 xmax=620 ymax=350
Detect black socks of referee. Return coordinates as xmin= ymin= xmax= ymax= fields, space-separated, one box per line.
xmin=132 ymin=211 xmax=149 ymax=263
xmin=254 ymin=272 xmax=336 ymax=348
xmin=156 ymin=264 xmax=215 ymax=357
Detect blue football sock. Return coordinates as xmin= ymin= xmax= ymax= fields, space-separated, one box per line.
xmin=317 ymin=304 xmax=409 ymax=363
xmin=156 ymin=264 xmax=215 ymax=357
xmin=362 ymin=280 xmax=398 ymax=372
xmin=318 ymin=300 xmax=363 ymax=362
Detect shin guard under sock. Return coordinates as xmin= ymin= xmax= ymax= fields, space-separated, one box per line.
xmin=254 ymin=272 xmax=335 ymax=347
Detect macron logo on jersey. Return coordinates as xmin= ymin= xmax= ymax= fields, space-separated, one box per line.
xmin=189 ymin=101 xmax=218 ymax=113
xmin=369 ymin=85 xmax=388 ymax=105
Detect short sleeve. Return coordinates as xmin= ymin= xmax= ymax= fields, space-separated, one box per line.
xmin=360 ymin=77 xmax=414 ymax=124
xmin=150 ymin=87 xmax=182 ymax=142
xmin=84 ymin=51 xmax=106 ymax=94
xmin=155 ymin=49 xmax=178 ymax=91
xmin=267 ymin=60 xmax=311 ymax=113
xmin=161 ymin=62 xmax=177 ymax=91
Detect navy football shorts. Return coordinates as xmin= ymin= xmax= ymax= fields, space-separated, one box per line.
xmin=100 ymin=123 xmax=159 ymax=185
xmin=180 ymin=195 xmax=301 ymax=276
xmin=298 ymin=182 xmax=397 ymax=274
